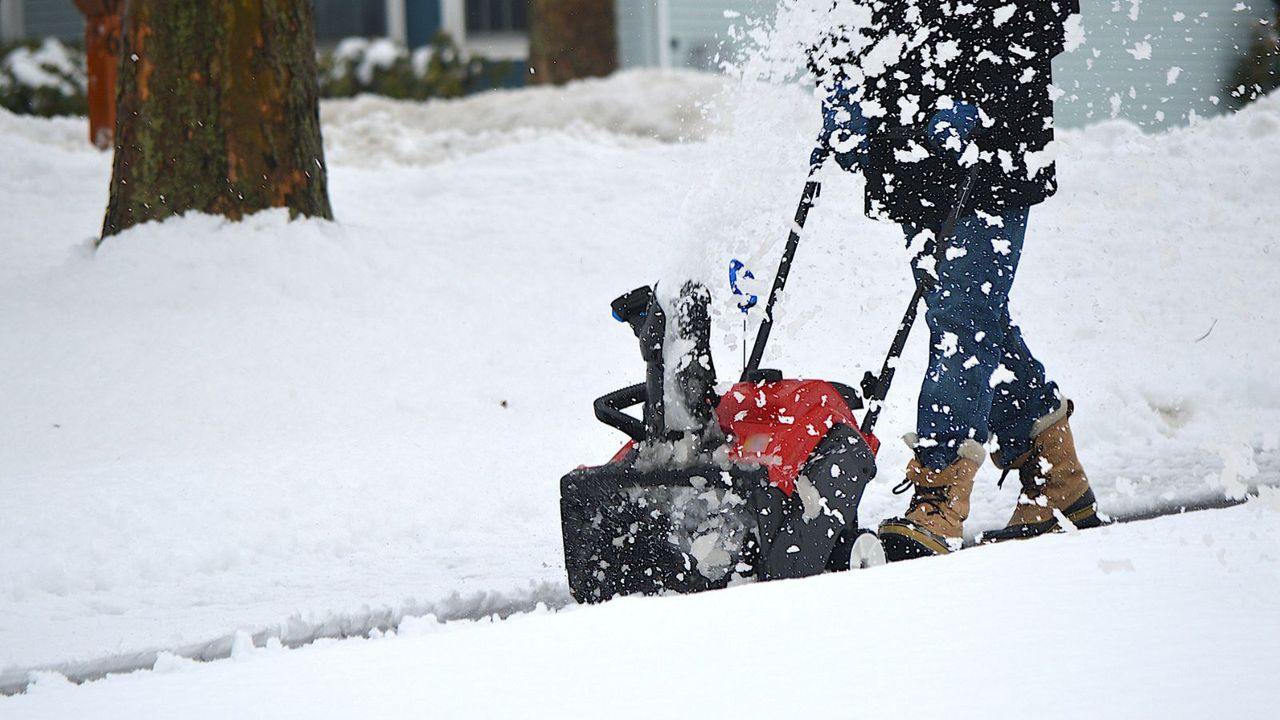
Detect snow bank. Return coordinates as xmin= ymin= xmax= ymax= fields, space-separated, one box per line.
xmin=5 ymin=503 xmax=1278 ymax=718
xmin=0 ymin=109 xmax=108 ymax=281
xmin=320 ymin=68 xmax=722 ymax=167
xmin=0 ymin=107 xmax=86 ymax=150
xmin=0 ymin=92 xmax=696 ymax=671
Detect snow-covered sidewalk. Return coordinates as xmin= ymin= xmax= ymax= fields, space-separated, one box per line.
xmin=2 ymin=68 xmax=1279 ymax=688
xmin=6 ymin=501 xmax=1279 ymax=719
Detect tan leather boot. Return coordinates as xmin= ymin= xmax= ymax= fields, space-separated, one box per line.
xmin=878 ymin=439 xmax=984 ymax=560
xmin=983 ymin=400 xmax=1103 ymax=542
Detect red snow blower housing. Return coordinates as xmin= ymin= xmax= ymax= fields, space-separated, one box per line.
xmin=560 ymin=145 xmax=982 ymax=603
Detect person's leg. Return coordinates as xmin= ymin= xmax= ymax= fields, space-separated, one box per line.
xmin=879 ymin=208 xmax=1032 ymax=560
xmin=983 ymin=307 xmax=1103 ymax=540
xmin=911 ymin=207 xmax=1031 ymax=470
xmin=965 ymin=226 xmax=1104 ymax=540
xmin=986 ymin=311 xmax=1060 ymax=467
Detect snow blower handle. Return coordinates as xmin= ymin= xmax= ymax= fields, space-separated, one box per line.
xmin=597 ymin=285 xmax=666 ymax=443
xmin=740 ymin=170 xmax=823 ymax=383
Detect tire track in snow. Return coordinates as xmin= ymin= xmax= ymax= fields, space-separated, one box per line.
xmin=0 ymin=582 xmax=573 ymax=697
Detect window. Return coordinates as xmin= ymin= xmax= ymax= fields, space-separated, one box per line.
xmin=313 ymin=0 xmax=387 ymax=43
xmin=465 ymin=0 xmax=529 ymax=34
xmin=20 ymin=0 xmax=84 ymax=40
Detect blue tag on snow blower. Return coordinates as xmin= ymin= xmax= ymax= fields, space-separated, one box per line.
xmin=729 ymin=259 xmax=757 ymax=314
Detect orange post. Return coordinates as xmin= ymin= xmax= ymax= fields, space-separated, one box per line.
xmin=74 ymin=0 xmax=123 ymax=148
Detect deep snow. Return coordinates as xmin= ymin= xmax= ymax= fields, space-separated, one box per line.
xmin=2 ymin=54 xmax=1280 ymax=711
xmin=5 ymin=501 xmax=1279 ymax=719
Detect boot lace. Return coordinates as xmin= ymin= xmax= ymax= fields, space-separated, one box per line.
xmin=892 ymin=478 xmax=951 ymax=516
xmin=998 ymin=448 xmax=1046 ymax=498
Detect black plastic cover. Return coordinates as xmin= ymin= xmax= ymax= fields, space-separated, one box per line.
xmin=560 ymin=424 xmax=877 ymax=603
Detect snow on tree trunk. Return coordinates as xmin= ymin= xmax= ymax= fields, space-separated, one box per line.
xmin=101 ymin=0 xmax=332 ymax=241
xmin=528 ymin=0 xmax=618 ymax=86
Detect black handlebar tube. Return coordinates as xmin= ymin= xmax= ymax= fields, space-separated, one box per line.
xmin=741 ymin=177 xmax=822 ymax=382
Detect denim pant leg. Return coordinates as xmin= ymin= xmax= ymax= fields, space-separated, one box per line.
xmin=905 ymin=208 xmax=1048 ymax=469
xmin=987 ymin=312 xmax=1060 ymax=466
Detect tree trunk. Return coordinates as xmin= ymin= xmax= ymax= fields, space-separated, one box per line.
xmin=73 ymin=0 xmax=123 ymax=149
xmin=102 ymin=0 xmax=332 ymax=241
xmin=529 ymin=0 xmax=618 ymax=85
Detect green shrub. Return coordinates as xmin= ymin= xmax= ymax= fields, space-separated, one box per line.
xmin=0 ymin=38 xmax=88 ymax=117
xmin=317 ymin=31 xmax=511 ymax=100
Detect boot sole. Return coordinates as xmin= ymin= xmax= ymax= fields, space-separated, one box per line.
xmin=878 ymin=520 xmax=954 ymax=561
xmin=982 ymin=488 xmax=1104 ymax=543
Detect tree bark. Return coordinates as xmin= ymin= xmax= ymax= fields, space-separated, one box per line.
xmin=102 ymin=0 xmax=332 ymax=241
xmin=529 ymin=0 xmax=618 ymax=85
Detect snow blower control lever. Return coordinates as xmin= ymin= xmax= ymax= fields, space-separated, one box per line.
xmin=610 ymin=285 xmax=652 ymax=336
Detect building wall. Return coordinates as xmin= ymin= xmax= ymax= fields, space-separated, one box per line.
xmin=11 ymin=0 xmax=81 ymax=40
xmin=0 ymin=0 xmax=21 ymax=42
xmin=616 ymin=0 xmax=660 ymax=68
xmin=667 ymin=0 xmax=763 ymax=69
xmin=313 ymin=0 xmax=388 ymax=44
xmin=1053 ymin=0 xmax=1260 ymax=128
xmin=616 ymin=0 xmax=766 ymax=70
xmin=405 ymin=0 xmax=441 ymax=47
xmin=440 ymin=0 xmax=528 ymax=59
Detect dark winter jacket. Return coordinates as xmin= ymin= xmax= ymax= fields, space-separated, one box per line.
xmin=811 ymin=1 xmax=1079 ymax=228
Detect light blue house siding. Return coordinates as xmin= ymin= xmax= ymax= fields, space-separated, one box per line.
xmin=1053 ymin=1 xmax=1261 ymax=128
xmin=616 ymin=0 xmax=661 ymax=68
xmin=667 ymin=0 xmax=766 ymax=68
xmin=616 ymin=0 xmax=767 ymax=70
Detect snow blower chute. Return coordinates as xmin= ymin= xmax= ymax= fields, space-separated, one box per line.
xmin=560 ymin=145 xmax=981 ymax=604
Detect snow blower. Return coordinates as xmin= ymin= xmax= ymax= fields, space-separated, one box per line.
xmin=560 ymin=145 xmax=981 ymax=604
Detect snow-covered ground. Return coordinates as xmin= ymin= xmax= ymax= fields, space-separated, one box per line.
xmin=6 ymin=500 xmax=1279 ymax=718
xmin=2 ymin=49 xmax=1280 ymax=713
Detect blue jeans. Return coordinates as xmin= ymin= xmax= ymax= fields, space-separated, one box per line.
xmin=903 ymin=209 xmax=1060 ymax=470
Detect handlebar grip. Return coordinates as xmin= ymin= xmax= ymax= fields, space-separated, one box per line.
xmin=594 ymin=383 xmax=648 ymax=442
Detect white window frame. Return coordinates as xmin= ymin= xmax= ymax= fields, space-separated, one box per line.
xmin=442 ymin=0 xmax=467 ymax=46
xmin=385 ymin=0 xmax=407 ymax=44
xmin=656 ymin=0 xmax=671 ymax=68
xmin=1 ymin=0 xmax=25 ymax=42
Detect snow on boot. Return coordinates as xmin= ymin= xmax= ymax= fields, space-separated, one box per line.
xmin=878 ymin=439 xmax=984 ymax=561
xmin=983 ymin=400 xmax=1103 ymax=542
